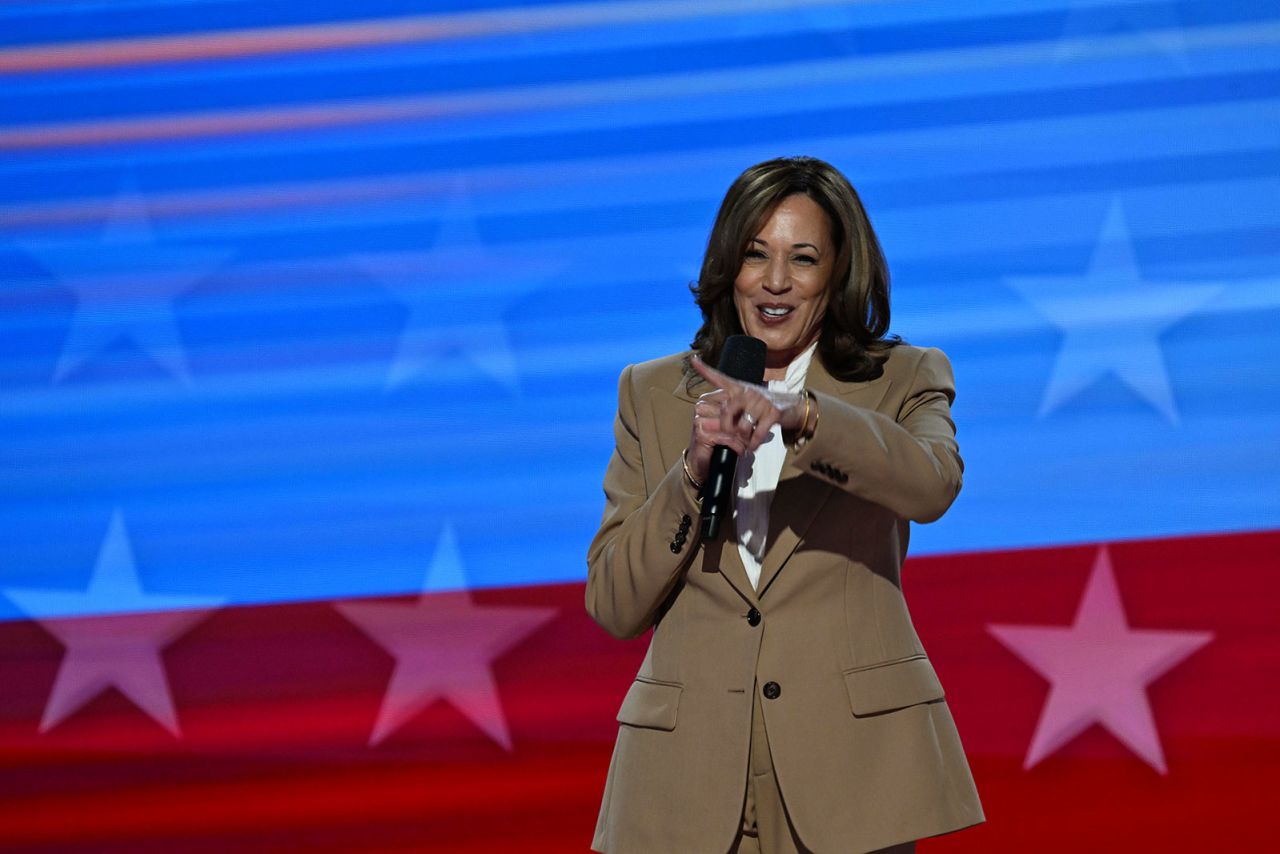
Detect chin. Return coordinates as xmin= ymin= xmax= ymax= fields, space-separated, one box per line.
xmin=759 ymin=339 xmax=794 ymax=357
xmin=737 ymin=310 xmax=818 ymax=360
xmin=751 ymin=329 xmax=803 ymax=354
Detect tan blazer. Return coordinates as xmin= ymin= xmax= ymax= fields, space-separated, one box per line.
xmin=586 ymin=344 xmax=984 ymax=854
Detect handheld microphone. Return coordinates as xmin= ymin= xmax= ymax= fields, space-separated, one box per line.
xmin=700 ymin=335 xmax=767 ymax=539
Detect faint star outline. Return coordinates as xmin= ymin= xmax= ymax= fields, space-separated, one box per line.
xmin=20 ymin=181 xmax=232 ymax=385
xmin=354 ymin=179 xmax=561 ymax=394
xmin=1057 ymin=0 xmax=1189 ymax=67
xmin=1006 ymin=197 xmax=1221 ymax=424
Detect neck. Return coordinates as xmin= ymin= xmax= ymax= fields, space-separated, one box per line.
xmin=763 ymin=341 xmax=815 ymax=382
xmin=763 ymin=363 xmax=788 ymax=382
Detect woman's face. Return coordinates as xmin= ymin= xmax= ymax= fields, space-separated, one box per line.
xmin=732 ymin=193 xmax=834 ymax=373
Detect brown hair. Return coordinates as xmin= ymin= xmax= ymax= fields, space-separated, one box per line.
xmin=687 ymin=156 xmax=899 ymax=383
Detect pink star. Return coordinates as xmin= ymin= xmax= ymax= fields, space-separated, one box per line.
xmin=988 ymin=546 xmax=1212 ymax=774
xmin=335 ymin=527 xmax=556 ymax=749
xmin=3 ymin=510 xmax=224 ymax=736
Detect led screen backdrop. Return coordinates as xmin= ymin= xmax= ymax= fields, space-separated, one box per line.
xmin=1 ymin=0 xmax=1277 ymax=850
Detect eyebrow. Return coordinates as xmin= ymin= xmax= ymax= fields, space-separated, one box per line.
xmin=750 ymin=238 xmax=822 ymax=252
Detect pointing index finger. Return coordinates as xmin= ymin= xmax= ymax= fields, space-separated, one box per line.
xmin=691 ymin=354 xmax=733 ymax=389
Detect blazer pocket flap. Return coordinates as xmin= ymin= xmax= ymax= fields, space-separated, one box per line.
xmin=616 ymin=679 xmax=681 ymax=731
xmin=843 ymin=655 xmax=944 ymax=716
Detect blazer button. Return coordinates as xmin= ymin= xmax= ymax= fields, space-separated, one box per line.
xmin=670 ymin=542 xmax=682 ymax=554
xmin=680 ymin=514 xmax=692 ymax=528
xmin=762 ymin=681 xmax=781 ymax=700
xmin=746 ymin=608 xmax=761 ymax=627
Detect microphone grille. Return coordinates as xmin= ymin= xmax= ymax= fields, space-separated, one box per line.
xmin=717 ymin=335 xmax=767 ymax=385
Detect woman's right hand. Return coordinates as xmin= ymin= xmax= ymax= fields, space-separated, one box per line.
xmin=687 ymin=388 xmax=747 ymax=486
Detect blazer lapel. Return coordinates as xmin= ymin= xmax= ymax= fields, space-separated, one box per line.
xmin=646 ymin=379 xmax=694 ymax=490
xmin=755 ymin=358 xmax=894 ymax=598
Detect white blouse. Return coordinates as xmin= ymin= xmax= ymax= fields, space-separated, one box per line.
xmin=733 ymin=342 xmax=817 ymax=590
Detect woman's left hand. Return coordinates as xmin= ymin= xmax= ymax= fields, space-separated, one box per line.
xmin=690 ymin=355 xmax=808 ymax=454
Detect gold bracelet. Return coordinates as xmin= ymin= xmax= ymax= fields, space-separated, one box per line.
xmin=681 ymin=448 xmax=702 ymax=490
xmin=784 ymin=391 xmax=811 ymax=450
xmin=792 ymin=390 xmax=818 ymax=449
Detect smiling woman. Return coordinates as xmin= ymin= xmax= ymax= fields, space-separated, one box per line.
xmin=586 ymin=156 xmax=984 ymax=853
xmin=733 ymin=194 xmax=833 ymax=380
xmin=690 ymin=156 xmax=898 ymax=388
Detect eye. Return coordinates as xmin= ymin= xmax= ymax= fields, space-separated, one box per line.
xmin=793 ymin=254 xmax=817 ymax=265
xmin=744 ymin=249 xmax=767 ymax=260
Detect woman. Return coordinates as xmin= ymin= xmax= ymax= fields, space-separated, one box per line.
xmin=586 ymin=157 xmax=983 ymax=854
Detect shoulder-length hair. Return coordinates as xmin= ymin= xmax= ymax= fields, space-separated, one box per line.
xmin=687 ymin=156 xmax=900 ymax=383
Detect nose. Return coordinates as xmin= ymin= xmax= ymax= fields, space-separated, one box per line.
xmin=763 ymin=258 xmax=789 ymax=293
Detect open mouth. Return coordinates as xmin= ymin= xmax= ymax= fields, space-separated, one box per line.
xmin=758 ymin=304 xmax=794 ymax=323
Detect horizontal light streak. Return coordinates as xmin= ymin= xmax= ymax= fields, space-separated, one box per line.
xmin=0 ymin=0 xmax=1176 ymax=101
xmin=2 ymin=272 xmax=1276 ymax=423
xmin=6 ymin=175 xmax=1275 ymax=281
xmin=0 ymin=0 xmax=868 ymax=73
xmin=0 ymin=328 xmax=679 ymax=419
xmin=894 ymin=276 xmax=1280 ymax=344
xmin=1 ymin=22 xmax=1275 ymax=183
xmin=1 ymin=95 xmax=1276 ymax=240
xmin=1 ymin=20 xmax=1276 ymax=152
xmin=0 ymin=171 xmax=521 ymax=229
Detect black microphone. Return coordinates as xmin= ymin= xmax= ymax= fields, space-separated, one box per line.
xmin=700 ymin=335 xmax=767 ymax=540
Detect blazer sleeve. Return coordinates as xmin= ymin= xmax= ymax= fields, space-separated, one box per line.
xmin=585 ymin=364 xmax=704 ymax=640
xmin=789 ymin=346 xmax=964 ymax=524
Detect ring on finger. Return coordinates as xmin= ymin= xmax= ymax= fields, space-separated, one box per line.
xmin=743 ymin=412 xmax=757 ymax=427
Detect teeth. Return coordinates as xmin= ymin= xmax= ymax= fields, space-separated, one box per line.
xmin=761 ymin=306 xmax=792 ymax=317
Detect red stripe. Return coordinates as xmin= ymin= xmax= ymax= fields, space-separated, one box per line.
xmin=1 ymin=527 xmax=1275 ymax=850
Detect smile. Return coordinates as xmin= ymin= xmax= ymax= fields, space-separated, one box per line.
xmin=758 ymin=304 xmax=795 ymax=322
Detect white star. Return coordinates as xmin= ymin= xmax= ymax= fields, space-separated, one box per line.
xmin=1006 ymin=198 xmax=1221 ymax=423
xmin=2 ymin=509 xmax=225 ymax=736
xmin=988 ymin=546 xmax=1212 ymax=774
xmin=334 ymin=526 xmax=556 ymax=749
xmin=22 ymin=181 xmax=231 ymax=384
xmin=1057 ymin=0 xmax=1188 ymax=66
xmin=355 ymin=181 xmax=559 ymax=393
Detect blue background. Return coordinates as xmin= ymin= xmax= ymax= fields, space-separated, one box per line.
xmin=1 ymin=0 xmax=1277 ymax=617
